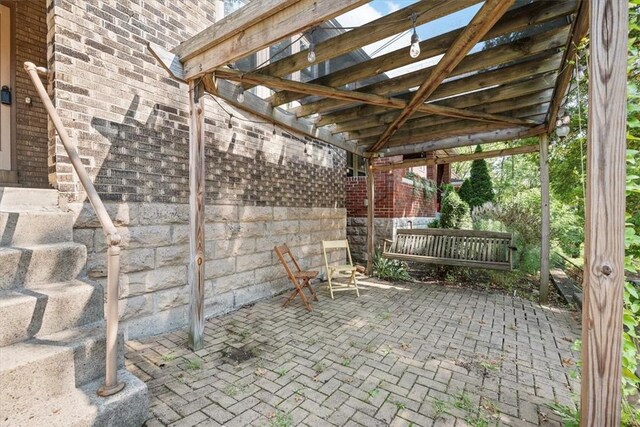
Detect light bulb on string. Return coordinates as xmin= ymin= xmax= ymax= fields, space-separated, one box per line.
xmin=410 ymin=30 xmax=420 ymax=59
xmin=409 ymin=13 xmax=420 ymax=59
xmin=307 ymin=41 xmax=316 ymax=63
xmin=236 ymin=86 xmax=245 ymax=103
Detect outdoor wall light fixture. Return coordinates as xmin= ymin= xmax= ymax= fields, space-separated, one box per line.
xmin=409 ymin=13 xmax=420 ymax=59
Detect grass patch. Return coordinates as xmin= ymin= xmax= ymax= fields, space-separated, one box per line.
xmin=454 ymin=393 xmax=475 ymax=412
xmin=313 ymin=362 xmax=326 ymax=373
xmin=276 ymin=367 xmax=287 ymax=377
xmin=269 ymin=410 xmax=293 ymax=427
xmin=433 ymin=398 xmax=447 ymax=418
xmin=161 ymin=353 xmax=176 ymax=362
xmin=341 ymin=357 xmax=351 ymax=367
xmin=185 ymin=358 xmax=202 ymax=371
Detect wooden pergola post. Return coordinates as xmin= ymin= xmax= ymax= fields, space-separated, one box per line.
xmin=581 ymin=0 xmax=628 ymax=424
xmin=539 ymin=133 xmax=550 ymax=304
xmin=366 ymin=159 xmax=375 ymax=275
xmin=187 ymin=80 xmax=206 ymax=351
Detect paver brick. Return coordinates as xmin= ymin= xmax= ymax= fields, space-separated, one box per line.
xmin=126 ymin=280 xmax=580 ymax=426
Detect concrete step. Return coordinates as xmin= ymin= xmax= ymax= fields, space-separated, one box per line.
xmin=0 ymin=210 xmax=74 ymax=246
xmin=0 ymin=369 xmax=148 ymax=427
xmin=0 ymin=242 xmax=87 ymax=289
xmin=0 ymin=280 xmax=104 ymax=347
xmin=0 ymin=187 xmax=59 ymax=211
xmin=0 ymin=323 xmax=124 ymax=411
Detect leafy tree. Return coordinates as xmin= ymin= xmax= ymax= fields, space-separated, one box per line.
xmin=439 ymin=185 xmax=471 ymax=229
xmin=464 ymin=145 xmax=495 ymax=208
xmin=458 ymin=178 xmax=473 ymax=206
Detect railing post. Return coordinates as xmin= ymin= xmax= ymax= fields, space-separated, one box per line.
xmin=24 ymin=62 xmax=125 ymax=397
xmin=98 ymin=237 xmax=125 ymax=397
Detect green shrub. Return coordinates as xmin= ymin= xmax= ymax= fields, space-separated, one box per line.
xmin=439 ymin=185 xmax=471 ymax=229
xmin=460 ymin=145 xmax=495 ymax=209
xmin=373 ymin=253 xmax=411 ymax=282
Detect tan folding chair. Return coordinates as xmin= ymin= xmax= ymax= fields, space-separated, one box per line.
xmin=274 ymin=244 xmax=319 ymax=311
xmin=322 ymin=239 xmax=360 ymax=299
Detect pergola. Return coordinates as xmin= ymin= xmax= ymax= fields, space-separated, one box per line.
xmin=148 ymin=0 xmax=628 ymax=424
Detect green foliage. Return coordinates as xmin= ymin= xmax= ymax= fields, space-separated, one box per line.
xmin=372 ymin=253 xmax=411 ymax=282
xmin=439 ymin=185 xmax=471 ymax=229
xmin=458 ymin=178 xmax=473 ymax=206
xmin=405 ymin=171 xmax=437 ymax=199
xmin=462 ymin=145 xmax=495 ymax=208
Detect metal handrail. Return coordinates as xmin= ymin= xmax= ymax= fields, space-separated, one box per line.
xmin=24 ymin=62 xmax=124 ymax=397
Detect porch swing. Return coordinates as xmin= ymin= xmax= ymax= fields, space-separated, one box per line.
xmin=382 ymin=228 xmax=515 ymax=271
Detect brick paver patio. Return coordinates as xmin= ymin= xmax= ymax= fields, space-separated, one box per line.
xmin=126 ymin=278 xmax=581 ymax=427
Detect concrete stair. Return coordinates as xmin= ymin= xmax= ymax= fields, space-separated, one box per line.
xmin=0 ymin=188 xmax=147 ymax=427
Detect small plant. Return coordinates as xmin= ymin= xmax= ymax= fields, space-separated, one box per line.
xmin=465 ymin=416 xmax=489 ymax=427
xmin=433 ymin=398 xmax=447 ymax=418
xmin=276 ymin=367 xmax=287 ymax=377
xmin=394 ymin=401 xmax=406 ymax=410
xmin=223 ymin=384 xmax=239 ymax=396
xmin=239 ymin=329 xmax=251 ymax=339
xmin=367 ymin=387 xmax=380 ymax=400
xmin=269 ymin=410 xmax=293 ymax=427
xmin=313 ymin=362 xmax=326 ymax=373
xmin=185 ymin=358 xmax=202 ymax=371
xmin=161 ymin=353 xmax=176 ymax=362
xmin=454 ymin=393 xmax=474 ymax=412
xmin=341 ymin=357 xmax=351 ymax=367
xmin=372 ymin=253 xmax=411 ymax=282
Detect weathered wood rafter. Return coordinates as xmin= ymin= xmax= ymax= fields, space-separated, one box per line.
xmin=250 ymin=0 xmax=481 ymax=84
xmin=318 ymin=74 xmax=558 ymax=128
xmin=270 ymin=0 xmax=576 ymax=107
xmin=547 ymin=0 xmax=589 ymax=130
xmin=294 ymin=49 xmax=563 ymax=119
xmin=363 ymin=125 xmax=547 ymax=157
xmin=368 ymin=0 xmax=516 ymax=152
xmin=371 ymin=143 xmax=540 ymax=172
xmin=177 ymin=0 xmax=369 ymax=80
xmin=342 ymin=92 xmax=552 ymax=139
xmin=215 ymin=68 xmax=535 ymax=128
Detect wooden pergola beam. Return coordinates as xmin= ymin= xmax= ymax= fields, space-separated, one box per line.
xmin=347 ymin=98 xmax=550 ymax=141
xmin=215 ymin=69 xmax=535 ymax=128
xmin=363 ymin=124 xmax=547 ymax=157
xmin=547 ymin=0 xmax=589 ymax=131
xmin=253 ymin=0 xmax=481 ymax=83
xmin=271 ymin=0 xmax=576 ymax=107
xmin=369 ymin=0 xmax=515 ymax=153
xmin=318 ymin=74 xmax=557 ymax=128
xmin=581 ymin=0 xmax=627 ymax=424
xmin=371 ymin=143 xmax=540 ymax=172
xmin=295 ymin=49 xmax=563 ymax=119
xmin=177 ymin=0 xmax=369 ymax=80
xmin=147 ymin=43 xmax=357 ymax=153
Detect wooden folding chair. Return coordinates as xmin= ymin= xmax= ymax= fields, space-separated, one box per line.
xmin=274 ymin=244 xmax=319 ymax=311
xmin=322 ymin=240 xmax=360 ymax=299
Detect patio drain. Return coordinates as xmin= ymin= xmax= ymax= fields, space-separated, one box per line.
xmin=224 ymin=344 xmax=260 ymax=363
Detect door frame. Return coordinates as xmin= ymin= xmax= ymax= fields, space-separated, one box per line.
xmin=0 ymin=1 xmax=15 ymax=172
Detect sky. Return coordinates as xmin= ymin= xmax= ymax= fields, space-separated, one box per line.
xmin=335 ymin=1 xmax=483 ymax=78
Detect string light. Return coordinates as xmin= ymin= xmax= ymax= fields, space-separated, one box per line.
xmin=236 ymin=85 xmax=245 ymax=103
xmin=307 ymin=29 xmax=316 ymax=63
xmin=409 ymin=13 xmax=420 ymax=59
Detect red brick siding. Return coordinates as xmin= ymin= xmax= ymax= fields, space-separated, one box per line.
xmin=346 ymin=156 xmax=437 ymax=218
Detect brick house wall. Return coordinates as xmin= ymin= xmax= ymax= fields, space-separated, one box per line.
xmin=346 ymin=155 xmax=445 ymax=262
xmin=45 ymin=0 xmax=347 ymax=338
xmin=11 ymin=0 xmax=49 ymax=187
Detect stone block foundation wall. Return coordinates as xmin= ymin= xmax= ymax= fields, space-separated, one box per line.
xmin=46 ymin=0 xmax=347 ymax=339
xmin=71 ymin=202 xmax=346 ymax=339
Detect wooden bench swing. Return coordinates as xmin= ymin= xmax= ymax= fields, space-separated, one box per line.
xmin=382 ymin=228 xmax=515 ymax=271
